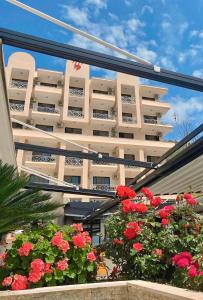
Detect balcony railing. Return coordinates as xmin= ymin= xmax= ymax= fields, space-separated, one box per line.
xmin=144 ymin=118 xmax=158 ymax=124
xmin=92 ymin=160 xmax=111 ymax=165
xmin=65 ymin=157 xmax=83 ymax=166
xmin=121 ymin=95 xmax=135 ymax=103
xmin=32 ymin=155 xmax=56 ymax=162
xmin=69 ymin=88 xmax=84 ymax=97
xmin=37 ymin=106 xmax=59 ymax=114
xmin=9 ymin=103 xmax=25 ymax=112
xmin=92 ymin=112 xmax=114 ymax=120
xmin=122 ymin=116 xmax=137 ymax=123
xmin=10 ymin=80 xmax=28 ymax=89
xmin=125 ymin=165 xmax=139 ymax=168
xmin=68 ymin=110 xmax=84 ymax=118
xmin=92 ymin=184 xmax=115 ymax=191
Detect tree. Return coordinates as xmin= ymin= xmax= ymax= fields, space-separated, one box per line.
xmin=0 ymin=161 xmax=62 ymax=237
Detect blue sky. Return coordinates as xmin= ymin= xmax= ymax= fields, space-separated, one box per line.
xmin=1 ymin=0 xmax=203 ymax=140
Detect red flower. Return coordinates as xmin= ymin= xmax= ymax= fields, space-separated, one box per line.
xmin=132 ymin=203 xmax=148 ymax=213
xmin=28 ymin=270 xmax=42 ymax=283
xmin=176 ymin=195 xmax=181 ymax=201
xmin=81 ymin=231 xmax=92 ymax=243
xmin=18 ymin=242 xmax=33 ymax=257
xmin=141 ymin=187 xmax=154 ymax=200
xmin=177 ymin=258 xmax=191 ymax=268
xmin=164 ymin=205 xmax=175 ymax=212
xmin=44 ymin=263 xmax=53 ymax=274
xmin=116 ymin=185 xmax=136 ymax=199
xmin=31 ymin=259 xmax=45 ymax=272
xmin=2 ymin=276 xmax=13 ymax=286
xmin=121 ymin=199 xmax=133 ymax=213
xmin=172 ymin=252 xmax=192 ymax=269
xmin=123 ymin=228 xmax=137 ymax=240
xmin=183 ymin=223 xmax=190 ymax=229
xmin=133 ymin=243 xmax=143 ymax=252
xmin=87 ymin=251 xmax=96 ymax=261
xmin=58 ymin=240 xmax=70 ymax=253
xmin=0 ymin=252 xmax=7 ymax=262
xmin=51 ymin=232 xmax=63 ymax=246
xmin=194 ymin=224 xmax=200 ymax=232
xmin=188 ymin=265 xmax=198 ymax=278
xmin=127 ymin=222 xmax=141 ymax=232
xmin=113 ymin=238 xmax=124 ymax=245
xmin=159 ymin=208 xmax=170 ymax=219
xmin=161 ymin=218 xmax=169 ymax=226
xmin=71 ymin=223 xmax=83 ymax=232
xmin=150 ymin=197 xmax=162 ymax=207
xmin=152 ymin=248 xmax=163 ymax=257
xmin=183 ymin=194 xmax=197 ymax=205
xmin=11 ymin=274 xmax=27 ymax=291
xmin=56 ymin=259 xmax=68 ymax=271
xmin=72 ymin=234 xmax=86 ymax=248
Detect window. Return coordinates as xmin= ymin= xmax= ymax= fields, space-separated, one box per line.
xmin=93 ymin=89 xmax=108 ymax=95
xmin=36 ymin=124 xmax=54 ymax=132
xmin=122 ymin=113 xmax=132 ymax=118
xmin=9 ymin=99 xmax=25 ymax=105
xmin=93 ymin=176 xmax=110 ymax=185
xmin=144 ymin=115 xmax=157 ymax=124
xmin=30 ymin=175 xmax=49 ymax=184
xmin=119 ymin=132 xmax=134 ymax=139
xmin=93 ymin=130 xmax=109 ymax=137
xmin=93 ymin=109 xmax=108 ymax=115
xmin=38 ymin=103 xmax=55 ymax=108
xmin=142 ymin=96 xmax=155 ymax=101
xmin=64 ymin=176 xmax=81 ymax=185
xmin=68 ymin=106 xmax=82 ymax=112
xmin=125 ymin=178 xmax=134 ymax=185
xmin=12 ymin=122 xmax=23 ymax=129
xmin=69 ymin=86 xmax=83 ymax=92
xmin=65 ymin=127 xmax=82 ymax=134
xmin=145 ymin=135 xmax=159 ymax=141
xmin=147 ymin=156 xmax=160 ymax=163
xmin=124 ymin=154 xmax=135 ymax=160
xmin=37 ymin=103 xmax=56 ymax=113
xmin=40 ymin=82 xmax=57 ymax=88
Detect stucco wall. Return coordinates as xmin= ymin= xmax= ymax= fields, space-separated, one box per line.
xmin=0 ymin=281 xmax=202 ymax=300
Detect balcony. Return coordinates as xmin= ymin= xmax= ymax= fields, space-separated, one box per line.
xmin=9 ymin=79 xmax=28 ymax=89
xmin=68 ymin=110 xmax=84 ymax=118
xmin=122 ymin=116 xmax=137 ymax=124
xmin=36 ymin=106 xmax=59 ymax=114
xmin=92 ymin=112 xmax=114 ymax=120
xmin=32 ymin=155 xmax=56 ymax=162
xmin=121 ymin=95 xmax=135 ymax=104
xmin=91 ymin=91 xmax=115 ymax=107
xmin=69 ymin=88 xmax=84 ymax=97
xmin=92 ymin=184 xmax=115 ymax=192
xmin=65 ymin=157 xmax=83 ymax=166
xmin=144 ymin=118 xmax=158 ymax=124
xmin=9 ymin=103 xmax=24 ymax=112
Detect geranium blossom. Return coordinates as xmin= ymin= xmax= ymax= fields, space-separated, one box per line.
xmin=56 ymin=259 xmax=68 ymax=271
xmin=71 ymin=223 xmax=83 ymax=232
xmin=188 ymin=265 xmax=198 ymax=278
xmin=44 ymin=263 xmax=53 ymax=274
xmin=87 ymin=251 xmax=96 ymax=261
xmin=123 ymin=228 xmax=137 ymax=240
xmin=161 ymin=218 xmax=169 ymax=226
xmin=113 ymin=238 xmax=124 ymax=245
xmin=116 ymin=185 xmax=136 ymax=199
xmin=133 ymin=243 xmax=143 ymax=252
xmin=172 ymin=252 xmax=193 ymax=268
xmin=11 ymin=274 xmax=28 ymax=291
xmin=152 ymin=248 xmax=163 ymax=257
xmin=150 ymin=197 xmax=162 ymax=207
xmin=141 ymin=187 xmax=154 ymax=200
xmin=121 ymin=199 xmax=133 ymax=213
xmin=2 ymin=276 xmax=13 ymax=286
xmin=51 ymin=232 xmax=63 ymax=246
xmin=72 ymin=233 xmax=86 ymax=248
xmin=18 ymin=242 xmax=33 ymax=257
xmin=58 ymin=239 xmax=70 ymax=254
xmin=31 ymin=259 xmax=45 ymax=272
xmin=132 ymin=203 xmax=148 ymax=213
xmin=28 ymin=270 xmax=42 ymax=283
xmin=183 ymin=194 xmax=197 ymax=205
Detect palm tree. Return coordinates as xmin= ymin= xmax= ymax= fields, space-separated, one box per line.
xmin=0 ymin=161 xmax=62 ymax=237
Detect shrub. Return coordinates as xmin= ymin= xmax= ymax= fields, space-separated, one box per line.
xmin=104 ymin=186 xmax=203 ymax=290
xmin=0 ymin=223 xmax=97 ymax=290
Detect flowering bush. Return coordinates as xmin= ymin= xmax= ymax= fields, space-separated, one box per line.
xmin=105 ymin=185 xmax=203 ymax=290
xmin=0 ymin=223 xmax=97 ymax=290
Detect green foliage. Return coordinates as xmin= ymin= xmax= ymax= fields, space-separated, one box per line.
xmin=0 ymin=161 xmax=62 ymax=236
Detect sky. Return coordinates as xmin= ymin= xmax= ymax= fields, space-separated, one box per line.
xmin=0 ymin=0 xmax=203 ymax=141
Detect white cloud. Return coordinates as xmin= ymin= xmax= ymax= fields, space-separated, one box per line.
xmin=136 ymin=46 xmax=157 ymax=63
xmin=127 ymin=18 xmax=145 ymax=32
xmin=159 ymin=56 xmax=176 ymax=71
xmin=61 ymin=5 xmax=89 ymax=26
xmin=141 ymin=5 xmax=154 ymax=15
xmin=124 ymin=0 xmax=132 ymax=6
xmin=161 ymin=21 xmax=171 ymax=30
xmin=190 ymin=30 xmax=203 ymax=39
xmin=179 ymin=22 xmax=188 ymax=35
xmin=192 ymin=69 xmax=203 ymax=78
xmin=85 ymin=0 xmax=107 ymax=9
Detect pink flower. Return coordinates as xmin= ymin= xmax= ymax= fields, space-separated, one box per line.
xmin=133 ymin=243 xmax=143 ymax=252
xmin=150 ymin=197 xmax=162 ymax=207
xmin=71 ymin=223 xmax=83 ymax=232
xmin=188 ymin=265 xmax=198 ymax=278
xmin=87 ymin=252 xmax=96 ymax=261
xmin=113 ymin=238 xmax=124 ymax=245
xmin=123 ymin=228 xmax=137 ymax=240
xmin=72 ymin=234 xmax=86 ymax=248
xmin=51 ymin=232 xmax=63 ymax=246
xmin=152 ymin=249 xmax=163 ymax=257
xmin=56 ymin=259 xmax=68 ymax=271
xmin=172 ymin=252 xmax=192 ymax=269
xmin=28 ymin=270 xmax=42 ymax=283
xmin=11 ymin=274 xmax=27 ymax=291
xmin=58 ymin=240 xmax=70 ymax=254
xmin=31 ymin=259 xmax=45 ymax=272
xmin=2 ymin=276 xmax=13 ymax=286
xmin=183 ymin=194 xmax=197 ymax=205
xmin=18 ymin=242 xmax=33 ymax=257
xmin=161 ymin=218 xmax=169 ymax=226
xmin=81 ymin=231 xmax=92 ymax=243
xmin=44 ymin=263 xmax=53 ymax=274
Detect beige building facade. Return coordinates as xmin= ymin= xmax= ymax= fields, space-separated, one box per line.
xmin=6 ymin=52 xmax=174 ymax=203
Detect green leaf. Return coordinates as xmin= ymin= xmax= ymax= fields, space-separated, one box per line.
xmin=87 ymin=263 xmax=94 ymax=272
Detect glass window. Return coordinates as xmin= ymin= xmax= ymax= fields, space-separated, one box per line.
xmin=122 ymin=112 xmax=132 ymax=117
xmin=142 ymin=96 xmax=155 ymax=101
xmin=65 ymin=127 xmax=82 ymax=134
xmin=93 ymin=89 xmax=108 ymax=95
xmin=124 ymin=154 xmax=135 ymax=160
xmin=68 ymin=106 xmax=83 ymax=112
xmin=93 ymin=130 xmax=109 ymax=137
xmin=147 ymin=155 xmax=160 ymax=163
xmin=35 ymin=124 xmax=54 ymax=132
xmin=93 ymin=109 xmax=108 ymax=115
xmin=12 ymin=122 xmax=23 ymax=129
xmin=40 ymin=82 xmax=57 ymax=88
xmin=93 ymin=177 xmax=110 ymax=185
xmin=9 ymin=99 xmax=25 ymax=105
xmin=38 ymin=103 xmax=55 ymax=108
xmin=145 ymin=135 xmax=160 ymax=141
xmin=29 ymin=175 xmax=49 ymax=184
xmin=119 ymin=132 xmax=134 ymax=139
xmin=125 ymin=178 xmax=134 ymax=185
xmin=64 ymin=176 xmax=81 ymax=185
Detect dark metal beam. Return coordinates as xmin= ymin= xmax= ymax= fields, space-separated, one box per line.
xmin=26 ymin=182 xmax=116 ymax=198
xmin=15 ymin=142 xmax=155 ymax=168
xmin=1 ymin=28 xmax=203 ymax=91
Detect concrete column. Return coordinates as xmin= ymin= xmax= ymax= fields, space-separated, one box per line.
xmin=57 ymin=143 xmax=65 ymax=182
xmin=118 ymin=147 xmax=125 ymax=185
xmin=82 ymin=148 xmax=88 ymax=189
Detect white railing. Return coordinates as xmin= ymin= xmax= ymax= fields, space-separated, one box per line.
xmin=92 ymin=112 xmax=114 ymax=120
xmin=36 ymin=106 xmax=59 ymax=114
xmin=121 ymin=95 xmax=135 ymax=103
xmin=32 ymin=155 xmax=56 ymax=163
xmin=10 ymin=80 xmax=28 ymax=89
xmin=9 ymin=103 xmax=25 ymax=112
xmin=122 ymin=116 xmax=137 ymax=123
xmin=65 ymin=157 xmax=83 ymax=166
xmin=69 ymin=88 xmax=84 ymax=97
xmin=68 ymin=110 xmax=84 ymax=118
xmin=92 ymin=184 xmax=115 ymax=191
xmin=144 ymin=118 xmax=158 ymax=124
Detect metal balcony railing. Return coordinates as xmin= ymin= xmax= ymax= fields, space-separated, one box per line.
xmin=37 ymin=106 xmax=59 ymax=114
xmin=125 ymin=165 xmax=139 ymax=168
xmin=68 ymin=110 xmax=84 ymax=118
xmin=92 ymin=184 xmax=115 ymax=191
xmin=9 ymin=103 xmax=25 ymax=112
xmin=31 ymin=155 xmax=56 ymax=162
xmin=122 ymin=116 xmax=137 ymax=123
xmin=65 ymin=157 xmax=83 ymax=166
xmin=92 ymin=160 xmax=111 ymax=165
xmin=10 ymin=80 xmax=28 ymax=89
xmin=92 ymin=112 xmax=114 ymax=120
xmin=69 ymin=88 xmax=84 ymax=97
xmin=121 ymin=95 xmax=135 ymax=103
xmin=144 ymin=118 xmax=158 ymax=124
